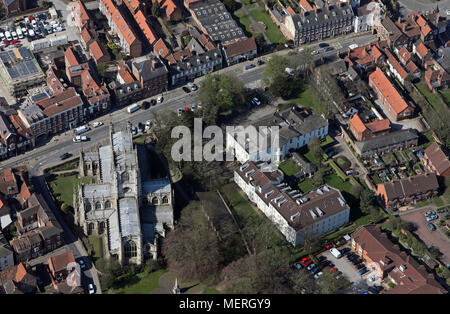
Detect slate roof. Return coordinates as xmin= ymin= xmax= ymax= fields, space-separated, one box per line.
xmin=355 ymin=129 xmax=418 ymax=153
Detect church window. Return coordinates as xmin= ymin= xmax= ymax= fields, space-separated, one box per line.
xmin=121 ymin=172 xmax=130 ymax=183
xmin=105 ymin=200 xmax=111 ymax=208
xmin=95 ymin=201 xmax=101 ymax=210
xmin=124 ymin=240 xmax=137 ymax=258
xmin=85 ymin=201 xmax=91 ymax=211
xmin=152 ymin=197 xmax=159 ymax=205
xmin=162 ymin=196 xmax=168 ymax=204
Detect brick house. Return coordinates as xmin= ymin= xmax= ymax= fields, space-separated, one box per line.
xmin=368 ymin=67 xmax=414 ymax=121
xmin=9 ymin=237 xmax=31 ymax=262
xmin=349 ymin=114 xmax=391 ymax=141
xmin=132 ymin=55 xmax=169 ymax=98
xmin=376 ymin=173 xmax=439 ymax=209
xmin=0 ymin=263 xmax=37 ymax=294
xmin=222 ymin=37 xmax=257 ymax=67
xmin=352 ymin=225 xmax=446 ymax=294
xmin=108 ymin=62 xmax=143 ymax=106
xmin=72 ymin=0 xmax=95 ymax=31
xmin=423 ymin=142 xmax=450 ymax=177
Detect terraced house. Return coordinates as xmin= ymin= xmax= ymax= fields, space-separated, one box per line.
xmin=100 ymin=0 xmax=143 ymax=57
xmin=376 ymin=173 xmax=439 ymax=209
xmin=284 ymin=1 xmax=354 ymax=46
xmin=234 ymin=162 xmax=350 ymax=246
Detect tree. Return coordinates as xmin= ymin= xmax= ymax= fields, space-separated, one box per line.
xmin=223 ymin=0 xmax=237 ymax=11
xmin=163 ymin=202 xmax=222 ymax=281
xmin=262 ymin=55 xmax=288 ymax=88
xmin=267 ymin=74 xmax=298 ymax=99
xmin=360 ymin=189 xmax=377 ymax=214
xmin=151 ymin=1 xmax=161 ymax=17
xmin=316 ymin=269 xmax=350 ymax=294
xmin=255 ymin=34 xmax=266 ymax=52
xmin=96 ymin=63 xmax=107 ymax=82
xmin=60 ymin=203 xmax=69 ymax=214
xmin=311 ymin=169 xmax=324 ymax=187
xmin=308 ymin=137 xmax=322 ymax=163
xmin=290 ymin=269 xmax=319 ymax=294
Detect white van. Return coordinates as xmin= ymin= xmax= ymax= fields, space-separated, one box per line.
xmin=330 ymin=248 xmax=342 ymax=259
xmin=74 ymin=125 xmax=90 ymax=135
xmin=0 ymin=32 xmax=5 ymax=40
xmin=5 ymin=31 xmax=11 ymax=41
xmin=127 ymin=103 xmax=141 ymax=114
xmin=16 ymin=27 xmax=23 ymax=39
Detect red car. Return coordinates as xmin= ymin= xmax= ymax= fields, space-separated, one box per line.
xmin=330 ymin=267 xmax=337 ymax=272
xmin=29 ymin=16 xmax=34 ymax=21
xmin=12 ymin=39 xmax=19 ymax=44
xmin=9 ymin=41 xmax=14 ymax=45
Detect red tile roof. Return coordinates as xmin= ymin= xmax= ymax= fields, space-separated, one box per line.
xmin=416 ymin=42 xmax=429 ymax=58
xmin=89 ymin=40 xmax=106 ymax=61
xmin=118 ymin=62 xmax=136 ymax=84
xmin=286 ymin=6 xmax=296 ymax=15
xmin=80 ymin=27 xmax=94 ymax=46
xmin=398 ymin=46 xmax=411 ymax=64
xmin=405 ymin=60 xmax=419 ymax=74
xmin=123 ymin=0 xmax=140 ymax=13
xmin=49 ymin=251 xmax=75 ymax=273
xmin=384 ymin=48 xmax=408 ymax=80
xmin=134 ymin=10 xmax=158 ymax=45
xmin=101 ymin=0 xmax=138 ymax=47
xmin=157 ymin=0 xmax=179 ymax=17
xmin=369 ymin=67 xmax=409 ymax=115
xmin=73 ymin=0 xmax=92 ymax=29
xmin=350 ymin=114 xmax=367 ymax=134
xmin=353 ymin=225 xmax=445 ymax=294
xmin=365 ymin=118 xmax=390 ymax=133
xmin=224 ymin=37 xmax=257 ymax=59
xmin=64 ymin=47 xmax=79 ymax=68
xmin=299 ymin=0 xmax=314 ymax=11
xmin=153 ymin=38 xmax=170 ymax=58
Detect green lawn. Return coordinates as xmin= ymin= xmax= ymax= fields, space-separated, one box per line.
xmin=48 ymin=174 xmax=92 ymax=207
xmin=289 ymin=84 xmax=326 ymax=114
xmin=248 ymin=7 xmax=286 ymax=44
xmin=320 ymin=135 xmax=335 ymax=147
xmin=221 ymin=183 xmax=258 ymax=222
xmin=279 ymin=160 xmax=300 ymax=176
xmin=324 ymin=174 xmax=353 ymax=194
xmin=234 ymin=10 xmax=253 ymax=37
xmin=433 ymin=197 xmax=444 ymax=207
xmin=440 ymin=89 xmax=450 ymax=105
xmin=298 ymin=180 xmax=315 ymax=193
xmin=88 ymin=236 xmax=104 ymax=259
xmin=112 ymin=269 xmax=166 ymax=294
xmin=335 ymin=156 xmax=351 ymax=171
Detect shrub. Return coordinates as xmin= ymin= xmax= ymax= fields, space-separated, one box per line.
xmin=388 ymin=282 xmax=396 ymax=288
xmin=60 ymin=203 xmax=69 ymax=214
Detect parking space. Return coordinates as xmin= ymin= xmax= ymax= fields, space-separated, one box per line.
xmin=322 ymin=249 xmax=363 ymax=285
xmin=401 ymin=208 xmax=450 ymax=265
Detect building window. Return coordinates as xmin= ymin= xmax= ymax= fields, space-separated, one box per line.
xmin=152 ymin=197 xmax=159 ymax=205
xmin=162 ymin=196 xmax=168 ymax=204
xmin=121 ymin=172 xmax=130 ymax=183
xmin=95 ymin=201 xmax=101 ymax=210
xmin=105 ymin=200 xmax=111 ymax=208
xmin=124 ymin=240 xmax=137 ymax=258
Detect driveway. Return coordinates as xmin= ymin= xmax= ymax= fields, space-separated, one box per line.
xmin=373 ymin=99 xmax=425 ymax=132
xmin=401 ymin=208 xmax=450 ymax=265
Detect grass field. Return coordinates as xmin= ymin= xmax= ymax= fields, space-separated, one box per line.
xmin=248 ymin=7 xmax=286 ymax=44
xmin=48 ymin=174 xmax=92 ymax=207
xmin=440 ymin=89 xmax=450 ymax=105
xmin=88 ymin=236 xmax=104 ymax=259
xmin=112 ymin=270 xmax=166 ymax=294
xmin=433 ymin=197 xmax=444 ymax=207
xmin=221 ymin=183 xmax=259 ymax=222
xmin=298 ymin=180 xmax=315 ymax=193
xmin=289 ymin=84 xmax=326 ymax=114
xmin=279 ymin=160 xmax=300 ymax=176
xmin=324 ymin=174 xmax=353 ymax=194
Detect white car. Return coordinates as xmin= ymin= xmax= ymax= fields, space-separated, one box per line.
xmin=145 ymin=120 xmax=152 ymax=130
xmin=73 ymin=135 xmax=88 ymax=142
xmin=93 ymin=121 xmax=103 ymax=128
xmin=314 ymin=272 xmax=323 ymax=279
xmin=157 ymin=96 xmax=163 ymax=103
xmin=191 ymin=104 xmax=196 ymax=112
xmin=253 ymin=97 xmax=261 ymax=106
xmin=88 ymin=283 xmax=95 ymax=294
xmin=177 ymin=108 xmax=183 ymax=116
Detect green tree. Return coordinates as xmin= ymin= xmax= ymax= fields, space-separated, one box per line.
xmin=96 ymin=63 xmax=107 ymax=82
xmin=268 ymin=74 xmax=298 ymax=99
xmin=262 ymin=55 xmax=288 ymax=87
xmin=254 ymin=34 xmax=266 ymax=52
xmin=223 ymin=0 xmax=237 ymax=11
xmin=308 ymin=137 xmax=322 ymax=163
xmin=60 ymin=203 xmax=69 ymax=214
xmin=360 ymin=189 xmax=377 ymax=214
xmin=151 ymin=1 xmax=161 ymax=17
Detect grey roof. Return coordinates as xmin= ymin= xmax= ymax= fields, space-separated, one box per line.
xmin=107 ymin=210 xmax=120 ymax=252
xmin=118 ymin=198 xmax=140 ymax=237
xmin=292 ymin=152 xmax=317 ymax=175
xmin=186 ymin=37 xmax=205 ymax=55
xmin=189 ymin=0 xmax=246 ymax=44
xmin=325 ymin=59 xmax=347 ymax=76
xmin=82 ymin=184 xmax=111 ymax=199
xmin=112 ymin=131 xmax=133 ymax=153
xmin=292 ymin=2 xmax=354 ymax=31
xmin=142 ymin=179 xmax=171 ymax=194
xmin=27 ymin=232 xmax=41 ymax=245
xmin=0 ymin=245 xmax=12 ymax=259
xmin=132 ymin=56 xmax=168 ymax=82
xmin=40 ymin=226 xmax=62 ymax=239
xmin=99 ymin=145 xmax=112 ymax=183
xmin=355 ymin=129 xmax=419 ymax=153
xmin=82 ymin=152 xmax=99 ymax=162
xmin=169 ymin=48 xmax=222 ymax=75
xmin=0 ymin=47 xmax=43 ymax=81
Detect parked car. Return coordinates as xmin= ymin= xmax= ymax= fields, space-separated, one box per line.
xmin=88 ymin=283 xmax=95 ymax=294
xmin=307 ymin=263 xmax=316 ymax=271
xmin=257 ymin=59 xmax=264 ymax=65
xmin=177 ymin=108 xmax=183 ymax=117
xmin=319 ymin=42 xmax=329 ymax=48
xmin=131 ymin=126 xmax=137 ymax=135
xmin=314 ymin=271 xmax=323 ymax=279
xmin=157 ymin=96 xmax=163 ymax=103
xmin=137 ymin=122 xmax=144 ymax=133
xmin=145 ymin=120 xmax=152 ymax=131
xmin=79 ymin=259 xmax=86 ymax=270
xmin=182 ymin=86 xmax=191 ymax=93
xmin=60 ymin=152 xmax=72 ymax=160
xmin=93 ymin=121 xmax=103 ymax=128
xmin=244 ymin=63 xmax=255 ymax=70
xmin=317 ymin=256 xmax=326 ymax=263
xmin=341 ymin=247 xmax=350 ymax=255
xmin=358 ymin=267 xmax=368 ymax=275
xmin=311 ymin=266 xmax=321 ymax=275
xmin=355 ymin=263 xmax=364 ymax=270
xmin=252 ymin=97 xmax=261 ymax=106
xmin=426 ymin=222 xmax=436 ymax=231
xmin=150 ymin=99 xmax=156 ymax=106
xmin=142 ymin=101 xmax=150 ymax=109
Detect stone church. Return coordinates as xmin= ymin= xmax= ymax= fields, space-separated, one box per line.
xmin=74 ymin=126 xmax=174 ymax=265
